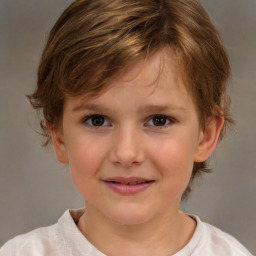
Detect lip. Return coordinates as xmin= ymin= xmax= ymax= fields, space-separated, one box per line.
xmin=102 ymin=176 xmax=155 ymax=195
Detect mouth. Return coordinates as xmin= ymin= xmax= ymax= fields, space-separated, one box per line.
xmin=110 ymin=181 xmax=152 ymax=185
xmin=102 ymin=177 xmax=155 ymax=195
xmin=103 ymin=176 xmax=154 ymax=184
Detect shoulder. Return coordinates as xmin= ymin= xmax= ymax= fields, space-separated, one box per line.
xmin=192 ymin=216 xmax=253 ymax=256
xmin=0 ymin=223 xmax=65 ymax=256
xmin=0 ymin=209 xmax=80 ymax=256
xmin=0 ymin=208 xmax=101 ymax=256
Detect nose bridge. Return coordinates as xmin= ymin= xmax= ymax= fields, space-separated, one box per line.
xmin=110 ymin=123 xmax=145 ymax=167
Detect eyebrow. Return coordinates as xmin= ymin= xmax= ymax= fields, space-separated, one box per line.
xmin=138 ymin=104 xmax=185 ymax=113
xmin=72 ymin=103 xmax=111 ymax=113
xmin=72 ymin=103 xmax=185 ymax=113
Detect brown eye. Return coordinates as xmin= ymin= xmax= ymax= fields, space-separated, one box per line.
xmin=146 ymin=115 xmax=173 ymax=127
xmin=152 ymin=115 xmax=168 ymax=126
xmin=92 ymin=115 xmax=105 ymax=126
xmin=85 ymin=115 xmax=109 ymax=127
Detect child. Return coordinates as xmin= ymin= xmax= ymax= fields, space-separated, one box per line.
xmin=1 ymin=0 xmax=253 ymax=255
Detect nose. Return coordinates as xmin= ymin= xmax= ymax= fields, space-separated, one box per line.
xmin=109 ymin=126 xmax=146 ymax=168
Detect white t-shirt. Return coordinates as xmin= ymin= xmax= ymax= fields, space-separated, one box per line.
xmin=0 ymin=209 xmax=253 ymax=256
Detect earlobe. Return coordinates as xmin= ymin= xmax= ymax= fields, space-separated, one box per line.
xmin=47 ymin=122 xmax=69 ymax=164
xmin=194 ymin=116 xmax=224 ymax=162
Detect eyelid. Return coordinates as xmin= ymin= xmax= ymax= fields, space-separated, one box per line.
xmin=82 ymin=114 xmax=111 ymax=127
xmin=145 ymin=114 xmax=175 ymax=127
xmin=81 ymin=113 xmax=175 ymax=128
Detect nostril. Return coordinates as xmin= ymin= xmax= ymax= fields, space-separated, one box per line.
xmin=109 ymin=136 xmax=145 ymax=167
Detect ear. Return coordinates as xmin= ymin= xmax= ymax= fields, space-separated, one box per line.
xmin=47 ymin=122 xmax=69 ymax=163
xmin=194 ymin=116 xmax=224 ymax=162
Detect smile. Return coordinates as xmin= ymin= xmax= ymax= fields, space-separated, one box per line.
xmin=102 ymin=177 xmax=155 ymax=195
xmin=110 ymin=180 xmax=151 ymax=185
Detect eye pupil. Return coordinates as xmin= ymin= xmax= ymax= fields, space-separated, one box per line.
xmin=153 ymin=116 xmax=166 ymax=126
xmin=92 ymin=115 xmax=105 ymax=126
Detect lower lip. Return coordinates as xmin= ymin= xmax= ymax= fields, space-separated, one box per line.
xmin=103 ymin=181 xmax=154 ymax=195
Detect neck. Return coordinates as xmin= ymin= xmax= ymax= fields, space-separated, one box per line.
xmin=77 ymin=204 xmax=196 ymax=256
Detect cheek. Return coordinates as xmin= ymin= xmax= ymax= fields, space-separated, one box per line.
xmin=148 ymin=135 xmax=196 ymax=191
xmin=66 ymin=136 xmax=109 ymax=192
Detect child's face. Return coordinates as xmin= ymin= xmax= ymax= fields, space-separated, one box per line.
xmin=51 ymin=49 xmax=212 ymax=225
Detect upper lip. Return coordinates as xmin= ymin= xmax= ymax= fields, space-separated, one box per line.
xmin=102 ymin=176 xmax=154 ymax=185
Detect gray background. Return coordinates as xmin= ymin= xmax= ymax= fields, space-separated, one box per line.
xmin=0 ymin=0 xmax=255 ymax=254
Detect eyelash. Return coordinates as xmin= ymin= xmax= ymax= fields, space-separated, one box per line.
xmin=145 ymin=115 xmax=175 ymax=128
xmin=83 ymin=114 xmax=111 ymax=127
xmin=82 ymin=114 xmax=175 ymax=128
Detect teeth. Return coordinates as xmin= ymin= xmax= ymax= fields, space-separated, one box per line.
xmin=109 ymin=180 xmax=149 ymax=185
xmin=124 ymin=181 xmax=147 ymax=185
xmin=129 ymin=182 xmax=138 ymax=185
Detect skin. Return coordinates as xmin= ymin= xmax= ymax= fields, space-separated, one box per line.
xmin=49 ymin=49 xmax=224 ymax=255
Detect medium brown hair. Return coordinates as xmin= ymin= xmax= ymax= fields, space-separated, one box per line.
xmin=28 ymin=0 xmax=234 ymax=198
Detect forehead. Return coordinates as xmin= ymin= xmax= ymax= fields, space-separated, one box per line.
xmin=64 ymin=49 xmax=197 ymax=115
xmin=111 ymin=48 xmax=183 ymax=93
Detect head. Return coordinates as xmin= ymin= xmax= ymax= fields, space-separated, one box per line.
xmin=28 ymin=0 xmax=234 ymax=199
